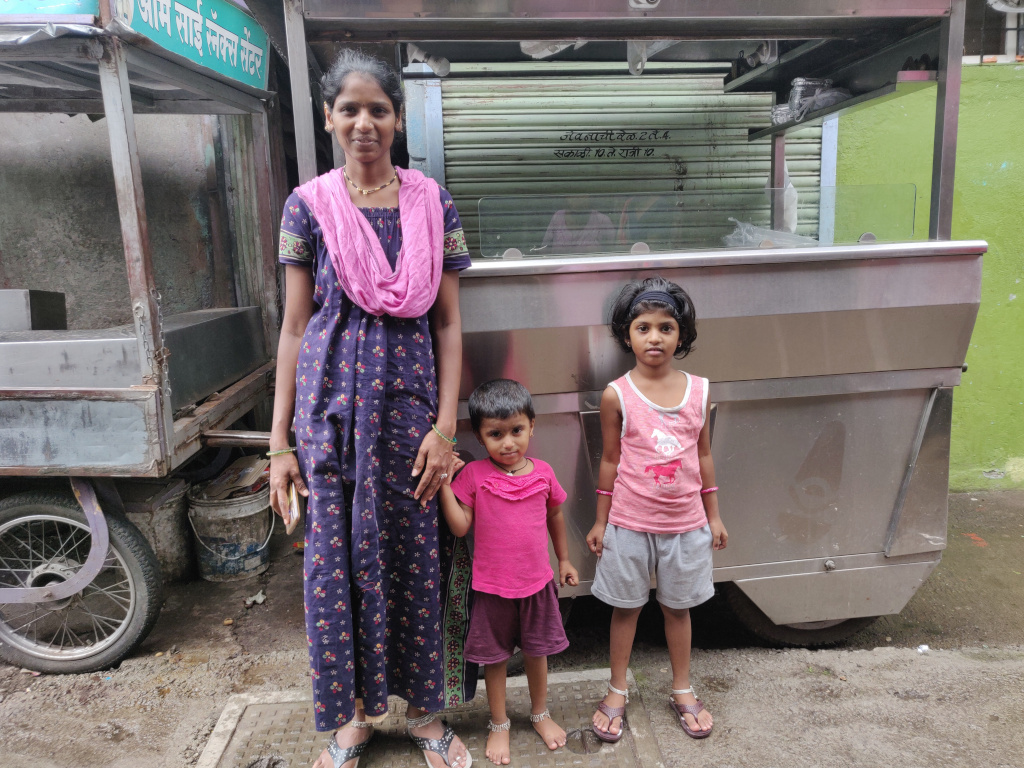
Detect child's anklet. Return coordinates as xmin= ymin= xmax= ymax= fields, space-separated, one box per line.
xmin=488 ymin=718 xmax=512 ymax=732
xmin=529 ymin=709 xmax=551 ymax=723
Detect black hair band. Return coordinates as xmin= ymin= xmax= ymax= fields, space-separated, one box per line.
xmin=629 ymin=290 xmax=681 ymax=315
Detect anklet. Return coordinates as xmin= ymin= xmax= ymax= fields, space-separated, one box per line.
xmin=406 ymin=712 xmax=437 ymax=729
xmin=348 ymin=719 xmax=375 ymax=728
xmin=607 ymin=681 xmax=630 ymax=703
xmin=671 ymin=687 xmax=694 ymax=696
xmin=529 ymin=709 xmax=551 ymax=723
xmin=488 ymin=718 xmax=512 ymax=732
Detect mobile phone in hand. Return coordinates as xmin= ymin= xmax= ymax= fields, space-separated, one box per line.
xmin=286 ymin=482 xmax=305 ymax=535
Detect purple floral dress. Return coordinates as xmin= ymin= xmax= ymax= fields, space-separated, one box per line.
xmin=279 ymin=183 xmax=475 ymax=732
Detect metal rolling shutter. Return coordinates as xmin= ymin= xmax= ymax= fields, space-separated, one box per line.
xmin=438 ymin=71 xmax=821 ymax=255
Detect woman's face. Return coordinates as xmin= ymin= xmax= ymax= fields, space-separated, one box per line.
xmin=325 ymin=73 xmax=401 ymax=166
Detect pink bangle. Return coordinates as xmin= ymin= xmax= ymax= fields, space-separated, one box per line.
xmin=596 ymin=489 xmax=613 ymax=497
xmin=700 ymin=486 xmax=719 ymax=495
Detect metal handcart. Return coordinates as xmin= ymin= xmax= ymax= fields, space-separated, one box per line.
xmin=0 ymin=0 xmax=281 ymax=672
xmin=271 ymin=0 xmax=984 ymax=646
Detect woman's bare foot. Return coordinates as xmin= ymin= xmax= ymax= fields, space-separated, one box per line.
xmin=672 ymin=690 xmax=713 ymax=733
xmin=592 ymin=689 xmax=625 ymax=737
xmin=408 ymin=713 xmax=471 ymax=768
xmin=311 ymin=720 xmax=373 ymax=768
xmin=485 ymin=726 xmax=511 ymax=765
xmin=531 ymin=712 xmax=566 ymax=750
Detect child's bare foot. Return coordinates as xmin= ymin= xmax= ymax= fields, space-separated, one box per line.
xmin=311 ymin=720 xmax=373 ymax=768
xmin=486 ymin=720 xmax=511 ymax=765
xmin=531 ymin=710 xmax=566 ymax=750
xmin=592 ymin=687 xmax=626 ymax=738
xmin=672 ymin=690 xmax=713 ymax=734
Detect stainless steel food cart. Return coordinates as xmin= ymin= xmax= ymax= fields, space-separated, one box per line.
xmin=0 ymin=0 xmax=281 ymax=672
xmin=273 ymin=0 xmax=983 ymax=645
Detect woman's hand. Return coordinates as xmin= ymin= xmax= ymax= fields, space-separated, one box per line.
xmin=270 ymin=452 xmax=308 ymax=521
xmin=411 ymin=427 xmax=454 ymax=505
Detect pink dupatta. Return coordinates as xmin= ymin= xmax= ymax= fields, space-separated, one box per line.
xmin=295 ymin=166 xmax=444 ymax=318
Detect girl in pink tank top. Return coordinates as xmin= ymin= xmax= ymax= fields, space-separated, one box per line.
xmin=586 ymin=277 xmax=728 ymax=742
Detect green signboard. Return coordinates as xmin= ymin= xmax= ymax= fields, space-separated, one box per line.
xmin=115 ymin=0 xmax=269 ymax=89
xmin=0 ymin=0 xmax=99 ymax=14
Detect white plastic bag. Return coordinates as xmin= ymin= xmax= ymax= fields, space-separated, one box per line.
xmin=722 ymin=218 xmax=818 ymax=249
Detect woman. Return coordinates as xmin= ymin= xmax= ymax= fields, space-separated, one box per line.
xmin=268 ymin=49 xmax=475 ymax=768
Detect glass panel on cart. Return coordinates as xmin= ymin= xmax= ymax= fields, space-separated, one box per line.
xmin=475 ymin=184 xmax=917 ymax=259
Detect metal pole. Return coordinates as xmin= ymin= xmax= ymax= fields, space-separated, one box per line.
xmin=929 ymin=0 xmax=965 ymax=240
xmin=97 ymin=35 xmax=170 ymax=464
xmin=283 ymin=0 xmax=317 ymax=183
xmin=770 ymin=133 xmax=786 ymax=230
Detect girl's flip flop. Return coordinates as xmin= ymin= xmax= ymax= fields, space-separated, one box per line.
xmin=670 ymin=687 xmax=712 ymax=739
xmin=592 ymin=682 xmax=628 ymax=743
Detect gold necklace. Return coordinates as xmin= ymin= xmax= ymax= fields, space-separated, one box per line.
xmin=490 ymin=457 xmax=529 ymax=476
xmin=343 ymin=166 xmax=397 ymax=196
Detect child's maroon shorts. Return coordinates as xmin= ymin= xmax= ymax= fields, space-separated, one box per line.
xmin=464 ymin=579 xmax=569 ymax=664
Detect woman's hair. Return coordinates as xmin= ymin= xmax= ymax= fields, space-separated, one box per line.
xmin=609 ymin=277 xmax=697 ymax=358
xmin=468 ymin=379 xmax=536 ymax=433
xmin=320 ymin=48 xmax=404 ymax=115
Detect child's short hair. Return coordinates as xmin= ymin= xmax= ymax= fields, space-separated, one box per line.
xmin=609 ymin=277 xmax=697 ymax=358
xmin=468 ymin=379 xmax=536 ymax=433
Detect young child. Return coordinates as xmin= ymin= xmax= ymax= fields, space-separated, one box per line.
xmin=440 ymin=378 xmax=579 ymax=766
xmin=586 ymin=277 xmax=728 ymax=742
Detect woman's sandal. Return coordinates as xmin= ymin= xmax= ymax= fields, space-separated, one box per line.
xmin=324 ymin=719 xmax=374 ymax=768
xmin=592 ymin=682 xmax=628 ymax=743
xmin=407 ymin=711 xmax=474 ymax=768
xmin=669 ymin=687 xmax=713 ymax=739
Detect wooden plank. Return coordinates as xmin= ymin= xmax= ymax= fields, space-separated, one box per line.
xmin=251 ymin=110 xmax=282 ymax=356
xmin=97 ymin=36 xmax=171 ymax=463
xmin=171 ymin=362 xmax=274 ymax=466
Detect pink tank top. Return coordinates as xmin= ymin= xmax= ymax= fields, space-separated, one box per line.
xmin=608 ymin=371 xmax=709 ymax=534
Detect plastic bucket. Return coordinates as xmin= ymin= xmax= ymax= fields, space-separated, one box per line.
xmin=186 ymin=485 xmax=273 ymax=582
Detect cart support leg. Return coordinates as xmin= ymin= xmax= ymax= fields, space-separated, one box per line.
xmin=0 ymin=479 xmax=110 ymax=604
xmin=929 ymin=0 xmax=966 ymax=240
xmin=284 ymin=0 xmax=317 ymax=184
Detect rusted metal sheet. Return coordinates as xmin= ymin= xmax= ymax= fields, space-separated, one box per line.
xmin=0 ymin=386 xmax=164 ymax=477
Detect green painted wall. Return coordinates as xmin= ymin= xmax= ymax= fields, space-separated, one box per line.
xmin=836 ymin=64 xmax=1024 ymax=490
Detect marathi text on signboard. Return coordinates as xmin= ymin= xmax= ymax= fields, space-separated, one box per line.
xmin=125 ymin=0 xmax=268 ymax=90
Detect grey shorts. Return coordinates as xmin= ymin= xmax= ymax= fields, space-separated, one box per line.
xmin=592 ymin=523 xmax=715 ymax=610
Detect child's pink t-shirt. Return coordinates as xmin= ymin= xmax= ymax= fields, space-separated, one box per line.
xmin=608 ymin=371 xmax=709 ymax=534
xmin=450 ymin=458 xmax=567 ymax=599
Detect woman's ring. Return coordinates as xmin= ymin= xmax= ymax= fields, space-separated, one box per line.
xmin=439 ymin=473 xmax=448 ymax=480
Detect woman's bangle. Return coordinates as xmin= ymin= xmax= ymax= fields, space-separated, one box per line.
xmin=700 ymin=486 xmax=719 ymax=495
xmin=596 ymin=489 xmax=613 ymax=497
xmin=267 ymin=447 xmax=297 ymax=457
xmin=431 ymin=423 xmax=457 ymax=445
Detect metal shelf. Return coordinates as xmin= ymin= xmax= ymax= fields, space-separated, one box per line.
xmin=748 ymin=70 xmax=936 ymax=141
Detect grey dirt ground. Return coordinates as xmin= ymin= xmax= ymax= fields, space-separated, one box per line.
xmin=1 ymin=491 xmax=1023 ymax=768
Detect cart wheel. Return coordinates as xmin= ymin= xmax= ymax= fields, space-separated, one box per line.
xmin=725 ymin=583 xmax=876 ymax=648
xmin=0 ymin=490 xmax=163 ymax=674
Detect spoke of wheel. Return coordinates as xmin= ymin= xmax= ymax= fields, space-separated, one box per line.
xmin=6 ymin=606 xmax=53 ymax=635
xmin=86 ymin=579 xmax=132 ymax=609
xmin=0 ymin=537 xmax=36 ymax=573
